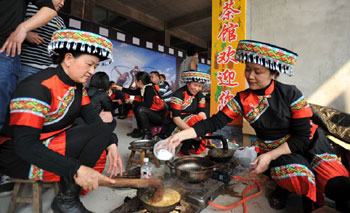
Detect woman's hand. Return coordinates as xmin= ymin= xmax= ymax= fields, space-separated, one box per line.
xmin=99 ymin=111 xmax=113 ymax=123
xmin=198 ymin=112 xmax=207 ymax=120
xmin=74 ymin=165 xmax=115 ymax=191
xmin=250 ymin=152 xmax=273 ymax=174
xmin=106 ymin=144 xmax=123 ymax=177
xmin=167 ymin=134 xmax=183 ymax=154
xmin=26 ymin=32 xmax=44 ymax=45
xmin=108 ymin=89 xmax=113 ymax=97
xmin=112 ymin=85 xmax=123 ymax=91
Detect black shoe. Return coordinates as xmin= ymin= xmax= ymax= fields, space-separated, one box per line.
xmin=268 ymin=186 xmax=289 ymax=210
xmin=142 ymin=130 xmax=153 ymax=140
xmin=51 ymin=178 xmax=92 ymax=213
xmin=127 ymin=129 xmax=139 ymax=136
xmin=117 ymin=115 xmax=127 ymax=119
xmin=131 ymin=131 xmax=144 ymax=138
xmin=0 ymin=175 xmax=14 ymax=197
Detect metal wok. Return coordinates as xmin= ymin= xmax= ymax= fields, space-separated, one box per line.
xmin=203 ymin=135 xmax=235 ymax=163
xmin=138 ymin=188 xmax=181 ymax=213
xmin=166 ymin=156 xmax=215 ymax=183
xmin=129 ymin=139 xmax=155 ymax=149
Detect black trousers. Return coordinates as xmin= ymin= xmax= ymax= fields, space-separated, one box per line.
xmin=134 ymin=106 xmax=164 ymax=130
xmin=0 ymin=122 xmax=112 ymax=179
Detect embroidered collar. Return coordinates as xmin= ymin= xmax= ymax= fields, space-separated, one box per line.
xmin=57 ymin=65 xmax=77 ymax=87
xmin=251 ymin=80 xmax=275 ymax=96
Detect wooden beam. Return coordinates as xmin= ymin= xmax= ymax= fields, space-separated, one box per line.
xmin=164 ymin=30 xmax=171 ymax=46
xmin=117 ymin=19 xmax=132 ymax=27
xmin=96 ymin=0 xmax=208 ymax=48
xmin=96 ymin=0 xmax=164 ymax=31
xmin=166 ymin=7 xmax=211 ymax=29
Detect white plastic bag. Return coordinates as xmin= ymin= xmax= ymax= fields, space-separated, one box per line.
xmin=233 ymin=146 xmax=257 ymax=168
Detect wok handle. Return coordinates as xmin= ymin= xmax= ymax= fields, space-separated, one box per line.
xmin=165 ymin=160 xmax=175 ymax=169
xmin=202 ymin=135 xmax=229 ymax=150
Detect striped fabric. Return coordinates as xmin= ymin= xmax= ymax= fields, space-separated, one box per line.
xmin=21 ymin=3 xmax=66 ymax=69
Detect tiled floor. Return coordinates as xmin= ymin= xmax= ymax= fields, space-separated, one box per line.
xmin=0 ymin=117 xmax=312 ymax=212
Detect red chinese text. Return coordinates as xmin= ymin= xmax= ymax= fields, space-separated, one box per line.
xmin=217 ymin=22 xmax=239 ymax=43
xmin=217 ymin=90 xmax=235 ymax=111
xmin=220 ymin=0 xmax=241 ymax=21
xmin=217 ymin=45 xmax=239 ymax=65
xmin=217 ymin=69 xmax=239 ymax=87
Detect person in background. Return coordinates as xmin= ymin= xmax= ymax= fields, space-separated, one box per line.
xmin=0 ymin=0 xmax=61 ymax=197
xmin=114 ymin=72 xmax=166 ymax=139
xmin=109 ymin=81 xmax=126 ymax=117
xmin=178 ymin=48 xmax=199 ymax=88
xmin=0 ymin=29 xmax=122 ymax=212
xmin=18 ymin=2 xmax=66 ymax=82
xmin=124 ymin=92 xmax=143 ymax=137
xmin=87 ymin=72 xmax=121 ymax=175
xmin=164 ymin=40 xmax=350 ymax=212
xmin=159 ymin=74 xmax=169 ymax=87
xmin=161 ymin=70 xmax=209 ymax=155
xmin=150 ymin=71 xmax=161 ymax=88
xmin=88 ymin=72 xmax=113 ymax=115
xmin=150 ymin=71 xmax=171 ymax=98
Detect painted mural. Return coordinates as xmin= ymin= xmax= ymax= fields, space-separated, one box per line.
xmin=97 ymin=40 xmax=177 ymax=90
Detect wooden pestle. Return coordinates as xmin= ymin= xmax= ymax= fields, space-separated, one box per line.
xmin=99 ymin=177 xmax=164 ymax=202
xmin=99 ymin=177 xmax=160 ymax=188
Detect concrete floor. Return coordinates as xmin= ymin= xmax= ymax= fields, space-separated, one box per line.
xmin=0 ymin=117 xmax=334 ymax=213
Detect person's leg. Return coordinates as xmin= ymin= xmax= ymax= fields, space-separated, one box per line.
xmin=325 ymin=176 xmax=350 ymax=212
xmin=309 ymin=128 xmax=350 ymax=212
xmin=0 ymin=140 xmax=30 ymax=179
xmin=65 ymin=122 xmax=111 ymax=167
xmin=129 ymin=103 xmax=143 ymax=137
xmin=129 ymin=104 xmax=143 ymax=138
xmin=137 ymin=107 xmax=163 ymax=139
xmin=0 ymin=52 xmax=20 ymax=130
xmin=17 ymin=64 xmax=42 ymax=83
xmin=269 ymin=153 xmax=316 ymax=210
xmin=0 ymin=140 xmax=30 ymax=196
xmin=52 ymin=122 xmax=111 ymax=213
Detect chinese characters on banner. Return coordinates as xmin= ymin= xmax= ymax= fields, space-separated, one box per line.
xmin=211 ymin=0 xmax=246 ymax=113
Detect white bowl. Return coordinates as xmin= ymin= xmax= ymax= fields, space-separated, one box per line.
xmin=154 ymin=148 xmax=173 ymax=161
xmin=154 ymin=140 xmax=174 ymax=161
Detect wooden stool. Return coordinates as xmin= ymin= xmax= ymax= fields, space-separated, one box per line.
xmin=126 ymin=146 xmax=160 ymax=170
xmin=7 ymin=179 xmax=59 ymax=213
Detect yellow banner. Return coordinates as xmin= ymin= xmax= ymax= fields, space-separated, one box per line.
xmin=210 ymin=0 xmax=246 ymax=116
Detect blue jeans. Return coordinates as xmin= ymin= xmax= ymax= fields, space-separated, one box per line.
xmin=18 ymin=64 xmax=42 ymax=83
xmin=0 ymin=52 xmax=20 ymax=130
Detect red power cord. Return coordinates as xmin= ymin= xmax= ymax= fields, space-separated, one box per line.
xmin=208 ymin=175 xmax=263 ymax=213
